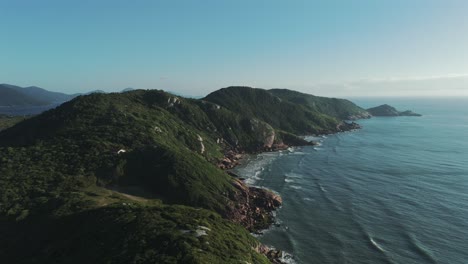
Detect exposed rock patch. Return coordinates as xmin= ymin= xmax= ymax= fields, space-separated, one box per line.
xmin=217 ymin=150 xmax=244 ymax=170
xmin=197 ymin=134 xmax=205 ymax=154
xmin=255 ymin=244 xmax=291 ymax=264
xmin=347 ymin=111 xmax=372 ymax=120
xmin=225 ymin=179 xmax=282 ymax=232
xmin=337 ymin=121 xmax=361 ymax=131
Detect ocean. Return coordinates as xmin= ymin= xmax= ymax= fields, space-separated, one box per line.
xmin=234 ymin=98 xmax=468 ymax=264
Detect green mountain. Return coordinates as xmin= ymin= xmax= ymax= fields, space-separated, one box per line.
xmin=367 ymin=104 xmax=422 ymax=117
xmin=16 ymin=85 xmax=76 ymax=103
xmin=268 ymin=88 xmax=371 ymax=120
xmin=204 ymin=86 xmax=369 ymax=135
xmin=0 ymin=87 xmax=365 ymax=263
xmin=0 ymin=84 xmax=49 ymax=106
xmin=0 ymin=84 xmax=76 ymax=106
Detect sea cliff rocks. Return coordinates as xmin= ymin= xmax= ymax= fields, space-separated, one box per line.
xmin=255 ymin=244 xmax=289 ymax=264
xmin=337 ymin=121 xmax=361 ymax=131
xmin=217 ymin=150 xmax=244 ymax=170
xmin=226 ymin=179 xmax=282 ymax=232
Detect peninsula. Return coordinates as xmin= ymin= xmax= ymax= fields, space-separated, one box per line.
xmin=0 ymin=86 xmax=370 ymax=263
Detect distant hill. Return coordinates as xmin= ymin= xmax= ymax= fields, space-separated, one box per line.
xmin=17 ymin=86 xmax=75 ymax=103
xmin=268 ymin=88 xmax=371 ymax=120
xmin=85 ymin=89 xmax=106 ymax=94
xmin=367 ymin=104 xmax=422 ymax=117
xmin=0 ymin=84 xmax=75 ymax=106
xmin=0 ymin=84 xmax=49 ymax=106
xmin=121 ymin=87 xmax=135 ymax=92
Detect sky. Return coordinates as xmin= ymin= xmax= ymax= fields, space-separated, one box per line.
xmin=1 ymin=0 xmax=468 ymax=97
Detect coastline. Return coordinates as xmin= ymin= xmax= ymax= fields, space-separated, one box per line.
xmin=219 ymin=121 xmax=363 ymax=263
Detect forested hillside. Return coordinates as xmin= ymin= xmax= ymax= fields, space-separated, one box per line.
xmin=0 ymin=87 xmax=365 ymax=263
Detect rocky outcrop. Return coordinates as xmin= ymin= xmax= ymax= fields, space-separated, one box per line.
xmin=337 ymin=121 xmax=361 ymax=131
xmin=346 ymin=111 xmax=372 ymax=120
xmin=367 ymin=104 xmax=421 ymax=117
xmin=225 ymin=179 xmax=282 ymax=232
xmin=255 ymin=244 xmax=291 ymax=264
xmin=167 ymin=96 xmax=181 ymax=107
xmin=217 ymin=150 xmax=244 ymax=170
xmin=196 ymin=134 xmax=205 ymax=154
xmin=263 ymin=131 xmax=275 ymax=148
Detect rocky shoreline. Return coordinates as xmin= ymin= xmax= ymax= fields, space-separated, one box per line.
xmin=216 ymin=149 xmax=293 ymax=263
xmin=218 ymin=123 xmax=364 ymax=263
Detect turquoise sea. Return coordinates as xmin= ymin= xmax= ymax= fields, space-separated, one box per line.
xmin=234 ymin=98 xmax=468 ymax=264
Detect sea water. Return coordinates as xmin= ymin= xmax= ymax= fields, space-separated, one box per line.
xmin=234 ymin=98 xmax=468 ymax=264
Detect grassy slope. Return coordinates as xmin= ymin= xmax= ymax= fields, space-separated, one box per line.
xmin=0 ymin=115 xmax=27 ymax=131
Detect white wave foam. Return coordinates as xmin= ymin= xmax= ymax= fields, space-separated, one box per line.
xmin=318 ymin=184 xmax=327 ymax=192
xmin=254 ymin=170 xmax=263 ymax=177
xmin=290 ymin=185 xmax=302 ymax=190
xmin=284 ymin=178 xmax=294 ymax=183
xmin=369 ymin=237 xmax=385 ymax=253
xmin=245 ymin=178 xmax=256 ymax=185
xmin=285 ymin=172 xmax=302 ymax=178
xmin=290 ymin=151 xmax=306 ymax=155
xmin=279 ymin=251 xmax=297 ymax=264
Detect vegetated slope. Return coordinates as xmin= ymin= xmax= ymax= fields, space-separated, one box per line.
xmin=203 ymin=86 xmax=340 ymax=134
xmin=0 ymin=89 xmax=295 ymax=263
xmin=0 ymin=87 xmax=361 ymax=263
xmin=0 ymin=90 xmax=244 ymax=214
xmin=0 ymin=84 xmax=48 ymax=106
xmin=1 ymin=203 xmax=269 ymax=264
xmin=268 ymin=88 xmax=371 ymax=120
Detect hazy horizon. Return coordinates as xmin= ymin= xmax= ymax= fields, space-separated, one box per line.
xmin=2 ymin=0 xmax=468 ymax=97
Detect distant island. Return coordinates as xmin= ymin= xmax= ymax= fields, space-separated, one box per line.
xmin=367 ymin=104 xmax=422 ymax=117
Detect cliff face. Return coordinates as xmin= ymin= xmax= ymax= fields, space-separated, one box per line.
xmin=367 ymin=104 xmax=422 ymax=117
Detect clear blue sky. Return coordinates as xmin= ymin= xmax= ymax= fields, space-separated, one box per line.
xmin=2 ymin=0 xmax=468 ymax=96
